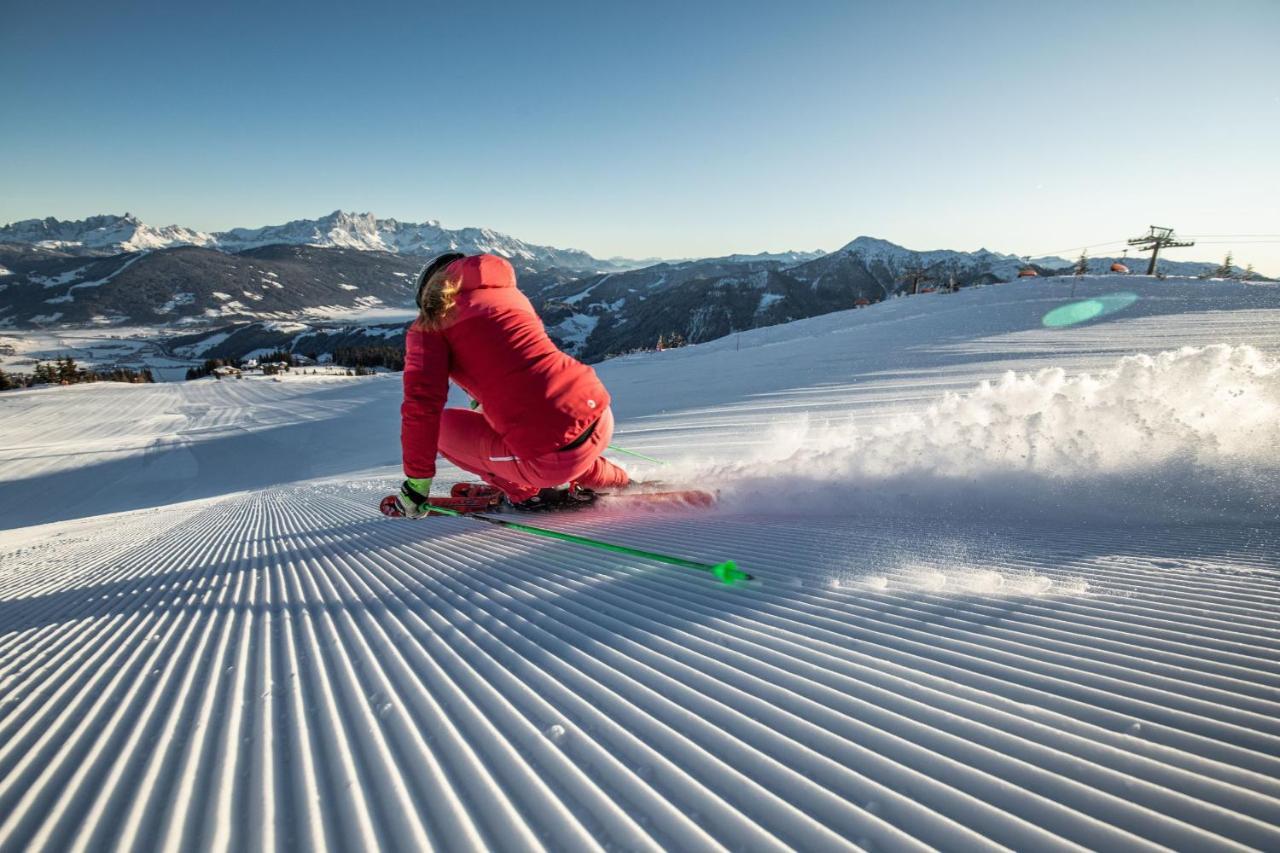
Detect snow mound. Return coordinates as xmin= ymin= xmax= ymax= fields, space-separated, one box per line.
xmin=695 ymin=345 xmax=1280 ymax=524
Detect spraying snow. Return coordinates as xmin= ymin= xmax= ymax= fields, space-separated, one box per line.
xmin=689 ymin=345 xmax=1280 ymax=524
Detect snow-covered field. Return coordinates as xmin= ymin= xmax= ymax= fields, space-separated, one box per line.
xmin=1 ymin=276 xmax=1278 ymax=850
xmin=0 ymin=312 xmax=417 ymax=383
xmin=0 ymin=326 xmax=195 ymax=381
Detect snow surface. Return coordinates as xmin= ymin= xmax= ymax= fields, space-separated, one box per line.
xmin=757 ymin=292 xmax=785 ymax=312
xmin=563 ymin=274 xmax=612 ymax=305
xmin=263 ymin=321 xmax=310 ymax=334
xmin=154 ymin=294 xmax=194 ymax=317
xmin=552 ymin=314 xmax=600 ymax=352
xmin=0 ymin=326 xmax=186 ymax=380
xmin=174 ymin=330 xmax=231 ymax=357
xmin=300 ymin=299 xmax=415 ymax=325
xmin=42 ymin=254 xmax=146 ymax=306
xmin=1 ymin=276 xmax=1279 ymax=850
xmin=30 ymin=267 xmax=89 ymax=288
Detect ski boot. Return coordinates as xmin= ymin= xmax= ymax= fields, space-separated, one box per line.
xmin=450 ymin=482 xmax=503 ymax=502
xmin=505 ymin=483 xmax=599 ymax=512
xmin=379 ymin=482 xmax=503 ymax=517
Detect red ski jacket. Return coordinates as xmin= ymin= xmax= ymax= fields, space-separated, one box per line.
xmin=401 ymin=254 xmax=610 ymax=478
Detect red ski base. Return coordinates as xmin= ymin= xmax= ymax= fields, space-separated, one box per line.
xmin=380 ymin=483 xmax=715 ymax=517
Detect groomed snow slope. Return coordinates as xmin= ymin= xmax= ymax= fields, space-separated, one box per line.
xmin=1 ymin=276 xmax=1279 ymax=851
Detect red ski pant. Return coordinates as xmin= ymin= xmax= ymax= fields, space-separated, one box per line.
xmin=437 ymin=406 xmax=630 ymax=502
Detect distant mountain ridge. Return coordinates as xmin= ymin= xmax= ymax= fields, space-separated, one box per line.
xmin=834 ymin=236 xmax=1029 ymax=280
xmin=212 ymin=211 xmax=610 ymax=270
xmin=0 ymin=214 xmax=217 ymax=254
xmin=0 ymin=211 xmax=629 ymax=273
xmin=832 ymin=236 xmax=1237 ymax=282
xmin=525 ymin=236 xmax=1263 ymax=361
xmin=0 ymin=215 xmax=1268 ymax=364
xmin=0 ymin=244 xmax=426 ymax=329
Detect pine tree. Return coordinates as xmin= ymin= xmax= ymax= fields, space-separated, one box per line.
xmin=0 ymin=368 xmax=10 ymax=391
xmin=1243 ymin=263 xmax=1256 ymax=281
xmin=1074 ymin=251 xmax=1088 ymax=277
xmin=1214 ymin=252 xmax=1234 ymax=278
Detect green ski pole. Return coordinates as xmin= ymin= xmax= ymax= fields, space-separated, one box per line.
xmin=422 ymin=505 xmax=751 ymax=584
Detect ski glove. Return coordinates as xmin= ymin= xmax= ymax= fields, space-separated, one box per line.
xmin=396 ymin=477 xmax=433 ymax=518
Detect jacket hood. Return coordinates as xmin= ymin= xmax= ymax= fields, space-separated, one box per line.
xmin=452 ymin=254 xmax=516 ymax=292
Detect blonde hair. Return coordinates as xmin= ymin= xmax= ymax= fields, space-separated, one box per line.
xmin=415 ymin=269 xmax=463 ymax=331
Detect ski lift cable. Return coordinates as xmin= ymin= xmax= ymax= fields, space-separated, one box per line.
xmin=1190 ymin=239 xmax=1280 ymax=245
xmin=1182 ymin=233 xmax=1280 ymax=239
xmin=1022 ymin=234 xmax=1279 ymax=263
xmin=1024 ymin=238 xmax=1131 ymax=259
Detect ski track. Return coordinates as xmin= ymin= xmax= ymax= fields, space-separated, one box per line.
xmin=2 ymin=487 xmax=1277 ymax=851
xmin=1 ymin=277 xmax=1279 ymax=850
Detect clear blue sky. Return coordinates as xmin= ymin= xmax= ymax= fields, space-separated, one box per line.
xmin=3 ymin=0 xmax=1278 ymax=270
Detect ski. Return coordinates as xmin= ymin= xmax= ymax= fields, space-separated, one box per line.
xmin=376 ymin=481 xmax=745 ymax=583
xmin=380 ymin=483 xmax=715 ymax=517
xmin=598 ymin=488 xmax=716 ymax=509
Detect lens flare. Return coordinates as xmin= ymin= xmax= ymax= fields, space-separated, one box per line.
xmin=1042 ymin=292 xmax=1139 ymax=328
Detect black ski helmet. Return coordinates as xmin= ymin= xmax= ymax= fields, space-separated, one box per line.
xmin=414 ymin=252 xmax=466 ymax=309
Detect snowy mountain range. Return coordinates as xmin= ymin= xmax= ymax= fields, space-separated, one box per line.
xmin=831 ymin=235 xmax=1232 ymax=282
xmin=0 ymin=211 xmax=620 ymax=272
xmin=528 ymin=237 xmax=1257 ymax=361
xmin=0 ymin=214 xmax=218 ymax=254
xmin=213 ymin=211 xmax=612 ymax=270
xmin=833 ymin=236 xmax=1030 ymax=279
xmin=0 ymin=211 xmax=1266 ymax=363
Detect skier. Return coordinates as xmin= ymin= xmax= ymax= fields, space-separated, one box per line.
xmin=392 ymin=252 xmax=631 ymax=517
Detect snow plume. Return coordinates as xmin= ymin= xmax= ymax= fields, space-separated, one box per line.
xmin=693 ymin=345 xmax=1280 ymax=525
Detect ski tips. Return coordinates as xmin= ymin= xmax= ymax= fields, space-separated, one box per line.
xmin=712 ymin=560 xmax=754 ymax=584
